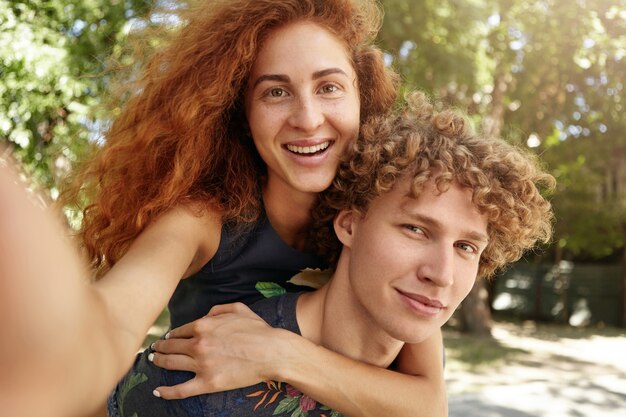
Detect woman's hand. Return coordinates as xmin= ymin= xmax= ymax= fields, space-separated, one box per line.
xmin=150 ymin=302 xmax=294 ymax=399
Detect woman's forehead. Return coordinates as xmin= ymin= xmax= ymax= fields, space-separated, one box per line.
xmin=251 ymin=21 xmax=352 ymax=73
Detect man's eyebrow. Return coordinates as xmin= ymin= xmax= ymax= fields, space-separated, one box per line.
xmin=464 ymin=230 xmax=490 ymax=244
xmin=251 ymin=74 xmax=290 ymax=89
xmin=401 ymin=208 xmax=489 ymax=243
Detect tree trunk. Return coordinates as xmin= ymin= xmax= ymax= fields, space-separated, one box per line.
xmin=460 ymin=2 xmax=519 ymax=336
xmin=458 ymin=34 xmax=511 ymax=336
xmin=482 ymin=65 xmax=509 ymax=139
xmin=623 ymin=245 xmax=626 ymax=327
xmin=459 ymin=279 xmax=493 ymax=336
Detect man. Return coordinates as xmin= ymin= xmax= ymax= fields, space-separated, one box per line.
xmin=134 ymin=91 xmax=555 ymax=417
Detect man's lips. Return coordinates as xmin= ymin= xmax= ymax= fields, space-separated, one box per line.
xmin=397 ymin=290 xmax=445 ymax=316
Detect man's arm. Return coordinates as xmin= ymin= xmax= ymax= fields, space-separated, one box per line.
xmin=278 ymin=329 xmax=448 ymax=417
xmin=151 ymin=304 xmax=447 ymax=417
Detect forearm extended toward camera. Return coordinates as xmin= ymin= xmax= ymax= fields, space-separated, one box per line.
xmin=0 ymin=168 xmax=220 ymax=417
xmin=0 ymin=168 xmax=120 ymax=417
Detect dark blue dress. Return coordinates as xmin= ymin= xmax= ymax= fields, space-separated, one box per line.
xmin=169 ymin=213 xmax=326 ymax=329
xmin=109 ymin=211 xmax=328 ymax=417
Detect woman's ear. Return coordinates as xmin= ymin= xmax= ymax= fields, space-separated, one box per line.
xmin=333 ymin=209 xmax=357 ymax=248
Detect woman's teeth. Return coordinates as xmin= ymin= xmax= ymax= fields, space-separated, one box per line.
xmin=286 ymin=141 xmax=330 ymax=154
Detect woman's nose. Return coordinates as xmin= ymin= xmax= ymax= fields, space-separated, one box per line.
xmin=288 ymin=95 xmax=324 ymax=132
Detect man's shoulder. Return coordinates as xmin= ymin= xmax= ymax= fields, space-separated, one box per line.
xmin=249 ymin=292 xmax=301 ymax=334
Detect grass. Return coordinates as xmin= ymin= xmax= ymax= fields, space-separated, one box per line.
xmin=443 ymin=328 xmax=527 ymax=371
xmin=494 ymin=316 xmax=626 ymax=340
xmin=442 ymin=314 xmax=626 ymax=371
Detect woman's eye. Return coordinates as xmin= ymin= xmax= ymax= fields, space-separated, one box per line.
xmin=319 ymin=84 xmax=339 ymax=94
xmin=267 ymin=88 xmax=287 ymax=98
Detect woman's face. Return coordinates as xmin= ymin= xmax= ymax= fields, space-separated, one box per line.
xmin=244 ymin=21 xmax=360 ymax=197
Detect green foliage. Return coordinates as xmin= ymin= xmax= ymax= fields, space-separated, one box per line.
xmin=0 ymin=0 xmax=152 ymax=193
xmin=380 ymin=0 xmax=490 ymax=106
xmin=379 ymin=0 xmax=626 ymax=260
xmin=2 ymin=0 xmax=624 ymax=260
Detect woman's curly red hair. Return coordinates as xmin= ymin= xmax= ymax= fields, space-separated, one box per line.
xmin=311 ymin=92 xmax=556 ymax=279
xmin=62 ymin=0 xmax=398 ymax=274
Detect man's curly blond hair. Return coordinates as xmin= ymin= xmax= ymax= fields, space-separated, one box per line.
xmin=310 ymin=91 xmax=555 ymax=279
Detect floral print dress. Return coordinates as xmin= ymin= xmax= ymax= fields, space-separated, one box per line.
xmin=110 ymin=292 xmax=344 ymax=417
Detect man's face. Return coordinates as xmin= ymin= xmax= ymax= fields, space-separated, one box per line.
xmin=342 ymin=176 xmax=489 ymax=344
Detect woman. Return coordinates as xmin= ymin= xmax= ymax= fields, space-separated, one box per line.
xmin=57 ymin=1 xmax=445 ymax=416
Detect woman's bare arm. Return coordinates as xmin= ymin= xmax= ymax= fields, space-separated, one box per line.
xmin=91 ymin=204 xmax=221 ymax=367
xmin=0 ymin=164 xmax=221 ymax=417
xmin=0 ymin=164 xmax=97 ymax=417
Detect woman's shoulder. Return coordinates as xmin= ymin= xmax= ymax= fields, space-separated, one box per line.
xmin=150 ymin=203 xmax=222 ymax=238
xmin=151 ymin=202 xmax=224 ymax=278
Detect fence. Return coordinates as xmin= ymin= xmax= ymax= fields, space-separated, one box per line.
xmin=492 ymin=262 xmax=625 ymax=327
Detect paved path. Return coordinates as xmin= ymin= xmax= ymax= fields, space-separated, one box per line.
xmin=446 ymin=324 xmax=626 ymax=417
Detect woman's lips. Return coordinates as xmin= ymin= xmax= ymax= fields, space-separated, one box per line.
xmin=285 ymin=141 xmax=331 ymax=154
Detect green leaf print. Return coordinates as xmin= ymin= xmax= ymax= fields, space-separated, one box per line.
xmin=291 ymin=409 xmax=308 ymax=417
xmin=273 ymin=396 xmax=300 ymax=415
xmin=256 ymin=282 xmax=287 ymax=298
xmin=319 ymin=405 xmax=345 ymax=417
xmin=118 ymin=371 xmax=148 ymax=417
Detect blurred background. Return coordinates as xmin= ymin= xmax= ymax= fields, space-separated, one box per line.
xmin=1 ymin=0 xmax=625 ymax=415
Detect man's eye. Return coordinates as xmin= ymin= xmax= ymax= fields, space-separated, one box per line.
xmin=457 ymin=242 xmax=477 ymax=254
xmin=404 ymin=225 xmax=425 ymax=235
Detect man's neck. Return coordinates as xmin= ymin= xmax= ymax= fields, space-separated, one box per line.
xmin=296 ymin=258 xmax=404 ymax=368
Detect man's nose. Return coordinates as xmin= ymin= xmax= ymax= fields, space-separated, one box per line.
xmin=416 ymin=244 xmax=454 ymax=287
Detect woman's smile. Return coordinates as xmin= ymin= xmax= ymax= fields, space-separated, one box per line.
xmin=285 ymin=140 xmax=332 ymax=155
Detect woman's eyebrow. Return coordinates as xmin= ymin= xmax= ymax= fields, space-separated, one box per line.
xmin=312 ymin=68 xmax=348 ymax=79
xmin=251 ymin=74 xmax=290 ymax=88
xmin=252 ymin=68 xmax=349 ymax=89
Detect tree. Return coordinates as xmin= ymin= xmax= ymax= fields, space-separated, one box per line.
xmin=0 ymin=0 xmax=153 ymax=195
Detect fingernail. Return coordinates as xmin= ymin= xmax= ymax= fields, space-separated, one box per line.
xmin=148 ymin=353 xmax=155 ymax=362
xmin=153 ymin=389 xmax=161 ymax=398
xmin=165 ymin=332 xmax=170 ymax=340
xmin=150 ymin=342 xmax=156 ymax=350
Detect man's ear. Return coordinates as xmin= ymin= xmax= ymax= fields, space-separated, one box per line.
xmin=334 ymin=209 xmax=357 ymax=248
